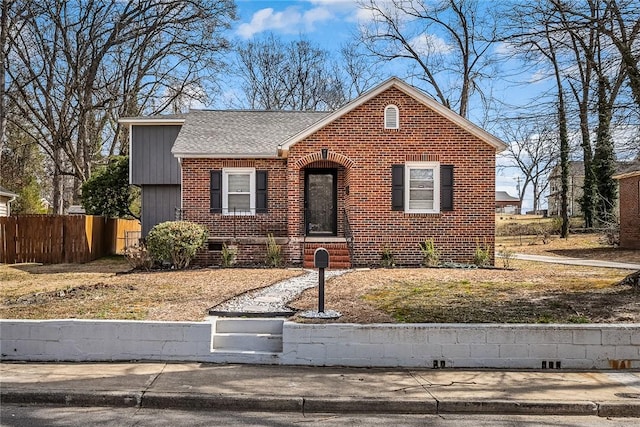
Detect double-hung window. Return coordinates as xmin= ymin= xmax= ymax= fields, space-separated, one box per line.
xmin=223 ymin=168 xmax=255 ymax=215
xmin=405 ymin=162 xmax=440 ymax=213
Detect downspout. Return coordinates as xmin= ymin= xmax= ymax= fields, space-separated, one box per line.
xmin=7 ymin=194 xmax=16 ymax=216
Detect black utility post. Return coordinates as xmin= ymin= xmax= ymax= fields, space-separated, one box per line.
xmin=313 ymin=248 xmax=330 ymax=313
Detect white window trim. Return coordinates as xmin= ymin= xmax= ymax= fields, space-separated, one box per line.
xmin=405 ymin=161 xmax=440 ymax=213
xmin=384 ymin=104 xmax=399 ymax=129
xmin=222 ymin=167 xmax=256 ymax=215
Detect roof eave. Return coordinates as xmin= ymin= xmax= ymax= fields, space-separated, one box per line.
xmin=0 ymin=190 xmax=17 ymax=199
xmin=613 ymin=170 xmax=640 ymax=180
xmin=118 ymin=118 xmax=185 ymax=125
xmin=172 ymin=152 xmax=279 ymax=159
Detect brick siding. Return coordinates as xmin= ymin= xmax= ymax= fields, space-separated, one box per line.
xmin=181 ymin=87 xmax=497 ymax=267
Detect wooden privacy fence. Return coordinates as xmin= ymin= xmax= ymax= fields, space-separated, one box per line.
xmin=0 ymin=215 xmax=141 ymax=264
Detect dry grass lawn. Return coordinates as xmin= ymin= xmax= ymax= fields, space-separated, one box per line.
xmin=0 ymin=260 xmax=300 ymax=321
xmin=290 ymin=233 xmax=639 ymax=324
xmin=1 ymin=233 xmax=638 ymax=323
xmin=290 ymin=260 xmax=635 ymax=323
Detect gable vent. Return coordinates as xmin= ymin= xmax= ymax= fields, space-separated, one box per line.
xmin=384 ymin=105 xmax=399 ymax=129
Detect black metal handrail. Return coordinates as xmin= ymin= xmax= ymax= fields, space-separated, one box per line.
xmin=343 ymin=209 xmax=355 ymax=265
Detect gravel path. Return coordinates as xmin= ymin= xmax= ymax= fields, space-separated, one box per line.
xmin=211 ymin=269 xmax=349 ymax=315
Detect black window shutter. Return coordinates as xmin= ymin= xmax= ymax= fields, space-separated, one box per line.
xmin=256 ymin=170 xmax=268 ymax=213
xmin=391 ymin=165 xmax=404 ymax=211
xmin=440 ymin=165 xmax=454 ymax=211
xmin=210 ymin=170 xmax=222 ymax=213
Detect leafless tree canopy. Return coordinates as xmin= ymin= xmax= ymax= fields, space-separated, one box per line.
xmin=3 ymin=0 xmax=235 ymax=212
xmin=234 ymin=34 xmax=349 ymax=111
xmin=357 ymin=0 xmax=499 ymax=118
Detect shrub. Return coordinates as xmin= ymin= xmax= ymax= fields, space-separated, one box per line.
xmin=221 ymin=243 xmax=237 ymax=268
xmin=420 ymin=239 xmax=439 ymax=267
xmin=265 ymin=233 xmax=283 ymax=267
xmin=380 ymin=246 xmax=395 ymax=268
xmin=473 ymin=239 xmax=491 ymax=267
xmin=124 ymin=241 xmax=152 ymax=271
xmin=146 ymin=221 xmax=208 ymax=269
xmin=497 ymin=247 xmax=514 ymax=269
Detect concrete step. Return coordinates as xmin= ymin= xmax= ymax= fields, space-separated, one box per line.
xmin=214 ymin=318 xmax=284 ymax=334
xmin=212 ymin=333 xmax=283 ymax=353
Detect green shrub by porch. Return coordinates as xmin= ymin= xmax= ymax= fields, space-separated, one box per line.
xmin=146 ymin=221 xmax=208 ymax=269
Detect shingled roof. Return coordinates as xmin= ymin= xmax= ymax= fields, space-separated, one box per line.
xmin=171 ymin=110 xmax=329 ymax=158
xmin=495 ymin=191 xmax=520 ymax=202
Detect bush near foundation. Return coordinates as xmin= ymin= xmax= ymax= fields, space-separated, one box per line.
xmin=146 ymin=221 xmax=208 ymax=269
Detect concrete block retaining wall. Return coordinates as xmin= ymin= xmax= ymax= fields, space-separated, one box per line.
xmin=281 ymin=323 xmax=640 ymax=369
xmin=1 ymin=320 xmax=638 ymax=369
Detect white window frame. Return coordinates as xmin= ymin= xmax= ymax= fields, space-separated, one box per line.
xmin=222 ymin=168 xmax=255 ymax=215
xmin=405 ymin=162 xmax=440 ymax=213
xmin=384 ymin=104 xmax=399 ymax=129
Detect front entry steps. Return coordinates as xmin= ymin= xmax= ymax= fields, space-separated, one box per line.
xmin=210 ymin=318 xmax=284 ymax=364
xmin=303 ymin=242 xmax=351 ymax=269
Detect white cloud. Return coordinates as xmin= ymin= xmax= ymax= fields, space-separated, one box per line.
xmin=236 ymin=6 xmax=334 ymax=39
xmin=304 ymin=7 xmax=332 ymax=27
xmin=409 ymin=33 xmax=452 ymax=56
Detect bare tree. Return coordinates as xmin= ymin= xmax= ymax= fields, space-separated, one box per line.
xmin=499 ymin=119 xmax=558 ymax=213
xmin=339 ymin=40 xmax=381 ymax=98
xmin=357 ymin=0 xmax=499 ymax=118
xmin=507 ymin=3 xmax=572 ymax=237
xmin=235 ymin=34 xmax=348 ymax=111
xmin=5 ymin=0 xmax=235 ymax=212
xmin=597 ymin=0 xmax=640 ymax=111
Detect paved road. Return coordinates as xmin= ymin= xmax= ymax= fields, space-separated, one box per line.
xmin=1 ymin=405 xmax=637 ymax=427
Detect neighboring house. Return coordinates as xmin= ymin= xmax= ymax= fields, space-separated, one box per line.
xmin=547 ymin=161 xmax=586 ymax=217
xmin=547 ymin=160 xmax=640 ymax=217
xmin=67 ymin=205 xmax=86 ymax=215
xmin=0 ymin=186 xmax=17 ymax=217
xmin=613 ymin=168 xmax=640 ymax=249
xmin=121 ymin=77 xmax=507 ymax=267
xmin=495 ymin=191 xmax=521 ymax=214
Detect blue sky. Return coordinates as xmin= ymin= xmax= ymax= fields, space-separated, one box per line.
xmin=227 ymin=1 xmax=562 ymax=210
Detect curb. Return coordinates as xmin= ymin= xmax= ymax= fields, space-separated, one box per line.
xmin=598 ymin=402 xmax=640 ymax=418
xmin=1 ymin=390 xmax=142 ymax=408
xmin=2 ymin=390 xmax=639 ymax=417
xmin=437 ymin=400 xmax=598 ymax=416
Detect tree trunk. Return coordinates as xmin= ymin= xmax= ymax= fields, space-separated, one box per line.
xmin=594 ymin=76 xmax=617 ymax=224
xmin=52 ymin=146 xmax=64 ymax=215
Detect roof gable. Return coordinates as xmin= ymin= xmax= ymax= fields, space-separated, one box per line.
xmin=278 ymin=77 xmax=507 ymax=154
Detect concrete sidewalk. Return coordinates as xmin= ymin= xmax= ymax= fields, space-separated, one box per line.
xmin=507 ymin=253 xmax=640 ymax=270
xmin=1 ymin=362 xmax=639 ymax=417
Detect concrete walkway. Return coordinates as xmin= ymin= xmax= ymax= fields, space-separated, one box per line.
xmin=1 ymin=362 xmax=639 ymax=417
xmin=210 ymin=269 xmax=349 ymax=316
xmin=508 ymin=253 xmax=640 ymax=270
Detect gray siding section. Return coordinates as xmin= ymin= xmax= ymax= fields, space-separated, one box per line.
xmin=131 ymin=125 xmax=181 ymax=185
xmin=141 ymin=185 xmax=181 ymax=236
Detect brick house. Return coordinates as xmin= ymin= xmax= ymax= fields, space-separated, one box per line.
xmin=121 ymin=77 xmax=507 ymax=267
xmin=613 ymin=169 xmax=640 ymax=249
